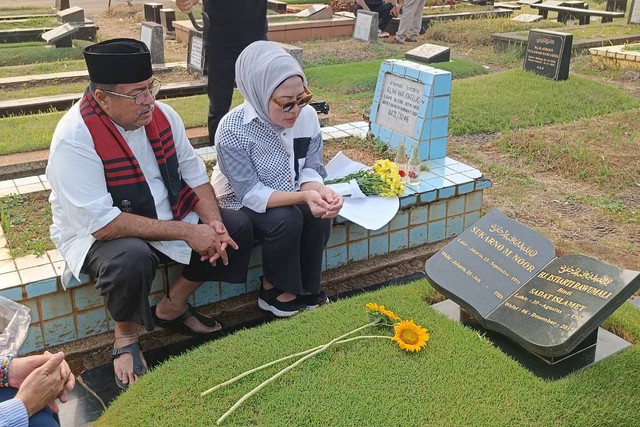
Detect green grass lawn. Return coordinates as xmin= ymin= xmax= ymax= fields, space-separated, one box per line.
xmin=96 ymin=280 xmax=640 ymax=426
xmin=0 ymin=41 xmax=93 ymax=67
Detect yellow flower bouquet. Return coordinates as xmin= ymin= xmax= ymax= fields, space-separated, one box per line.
xmin=202 ymin=302 xmax=430 ymax=424
xmin=324 ymin=159 xmax=405 ymax=198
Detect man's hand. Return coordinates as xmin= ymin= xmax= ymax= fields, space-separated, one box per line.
xmin=391 ymin=3 xmax=401 ymax=17
xmin=188 ymin=222 xmax=239 ymax=266
xmin=316 ymin=186 xmax=343 ymax=219
xmin=175 ymin=0 xmax=199 ymax=13
xmin=15 ymin=352 xmax=71 ymax=417
xmin=8 ymin=352 xmax=75 ymax=398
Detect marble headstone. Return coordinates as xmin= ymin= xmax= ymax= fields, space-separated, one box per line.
xmin=405 ymin=43 xmax=450 ymax=64
xmin=353 ymin=10 xmax=378 ymax=42
xmin=140 ymin=22 xmax=164 ymax=64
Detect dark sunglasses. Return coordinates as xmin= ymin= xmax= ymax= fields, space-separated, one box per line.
xmin=270 ymin=87 xmax=313 ymax=113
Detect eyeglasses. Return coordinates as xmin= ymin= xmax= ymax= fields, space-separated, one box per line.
xmin=270 ymin=87 xmax=313 ymax=113
xmin=99 ymin=78 xmax=162 ymax=105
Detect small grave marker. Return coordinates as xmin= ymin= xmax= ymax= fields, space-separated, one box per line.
xmin=140 ymin=22 xmax=164 ymax=64
xmin=629 ymin=0 xmax=640 ymax=23
xmin=511 ymin=13 xmax=544 ymax=22
xmin=405 ymin=43 xmax=450 ymax=64
xmin=295 ymin=4 xmax=333 ymax=20
xmin=144 ymin=2 xmax=163 ymax=24
xmin=353 ymin=10 xmax=378 ymax=42
xmin=57 ymin=6 xmax=84 ymax=23
xmin=160 ymin=8 xmax=176 ymax=33
xmin=187 ymin=29 xmax=206 ymax=76
xmin=41 ymin=23 xmax=78 ymax=48
xmin=523 ymin=29 xmax=572 ymax=81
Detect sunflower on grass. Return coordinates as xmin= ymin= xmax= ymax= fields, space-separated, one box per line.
xmin=203 ymin=302 xmax=431 ymax=424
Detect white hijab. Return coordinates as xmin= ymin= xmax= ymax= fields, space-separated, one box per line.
xmin=235 ymin=40 xmax=308 ymax=129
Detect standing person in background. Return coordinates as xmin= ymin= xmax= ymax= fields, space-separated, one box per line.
xmin=386 ymin=0 xmax=424 ymax=44
xmin=175 ymin=0 xmax=268 ymax=145
xmin=354 ymin=0 xmax=401 ymax=38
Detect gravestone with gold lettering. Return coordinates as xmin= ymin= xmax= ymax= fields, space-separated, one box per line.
xmin=425 ymin=208 xmax=640 ymax=377
xmin=370 ymin=59 xmax=451 ymax=161
xmin=523 ymin=29 xmax=572 ymax=81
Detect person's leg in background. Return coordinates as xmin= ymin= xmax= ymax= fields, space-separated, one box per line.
xmin=206 ymin=50 xmax=237 ymax=145
xmin=406 ymin=0 xmax=426 ymax=41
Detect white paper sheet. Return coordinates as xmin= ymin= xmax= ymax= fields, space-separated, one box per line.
xmin=325 ymin=152 xmax=400 ymax=231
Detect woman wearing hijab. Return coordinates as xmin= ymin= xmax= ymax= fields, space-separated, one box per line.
xmin=210 ymin=41 xmax=343 ymax=318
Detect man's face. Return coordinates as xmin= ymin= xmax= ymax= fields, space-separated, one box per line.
xmin=96 ymin=77 xmax=157 ymax=131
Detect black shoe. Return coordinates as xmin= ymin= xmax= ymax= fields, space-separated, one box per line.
xmin=258 ymin=286 xmax=306 ymax=317
xmin=298 ymin=291 xmax=329 ymax=309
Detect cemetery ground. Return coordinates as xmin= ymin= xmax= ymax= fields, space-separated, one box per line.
xmin=1 ymin=2 xmax=639 ymax=425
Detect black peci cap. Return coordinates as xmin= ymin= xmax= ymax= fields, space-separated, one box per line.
xmin=83 ymin=38 xmax=153 ymax=84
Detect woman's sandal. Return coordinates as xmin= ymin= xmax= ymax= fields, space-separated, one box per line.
xmin=110 ymin=341 xmax=147 ymax=390
xmin=152 ymin=303 xmax=222 ymax=335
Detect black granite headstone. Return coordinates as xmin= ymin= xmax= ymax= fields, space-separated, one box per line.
xmin=425 ymin=208 xmax=640 ymax=359
xmin=144 ymin=2 xmax=163 ymax=24
xmin=523 ymin=29 xmax=573 ymax=81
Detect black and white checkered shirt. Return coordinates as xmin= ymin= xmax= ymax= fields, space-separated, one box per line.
xmin=211 ymin=102 xmax=326 ymax=212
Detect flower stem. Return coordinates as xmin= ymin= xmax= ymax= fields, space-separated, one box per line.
xmin=202 ymin=335 xmax=391 ymax=397
xmin=215 ymin=321 xmax=379 ymax=425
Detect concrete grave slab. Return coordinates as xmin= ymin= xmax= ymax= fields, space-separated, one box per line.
xmin=295 ymin=4 xmax=333 ymax=20
xmin=512 ymin=13 xmax=544 ymax=21
xmin=274 ymin=41 xmax=303 ymax=66
xmin=517 ymin=0 xmax=542 ymax=4
xmin=267 ymin=0 xmax=288 ymax=13
xmin=54 ymin=0 xmax=70 ymax=11
xmin=405 ymin=43 xmax=451 ymax=64
xmin=57 ymin=6 xmax=84 ymax=23
xmin=41 ymin=23 xmax=78 ymax=48
xmin=144 ymin=2 xmax=163 ymax=24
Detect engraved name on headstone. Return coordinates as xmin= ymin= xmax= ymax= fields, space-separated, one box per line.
xmin=353 ymin=10 xmax=378 ymax=42
xmin=374 ymin=73 xmax=424 ymax=137
xmin=523 ymin=29 xmax=572 ymax=81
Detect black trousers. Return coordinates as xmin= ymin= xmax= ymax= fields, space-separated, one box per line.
xmin=354 ymin=2 xmax=395 ymax=31
xmin=241 ymin=205 xmax=332 ymax=295
xmin=206 ymin=51 xmax=237 ymax=145
xmin=82 ymin=209 xmax=253 ymax=331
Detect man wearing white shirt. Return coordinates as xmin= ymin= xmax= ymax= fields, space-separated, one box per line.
xmin=47 ymin=39 xmax=253 ymax=389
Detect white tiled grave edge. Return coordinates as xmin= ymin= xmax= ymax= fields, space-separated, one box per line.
xmin=0 ymin=127 xmax=491 ymax=354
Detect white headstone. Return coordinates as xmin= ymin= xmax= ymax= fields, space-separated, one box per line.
xmin=375 ymin=73 xmax=425 ymax=136
xmin=42 ymin=23 xmax=78 ymax=47
xmin=353 ymin=10 xmax=378 ymax=42
xmin=629 ymin=0 xmax=640 ymax=24
xmin=187 ymin=30 xmax=206 ymax=76
xmin=512 ymin=13 xmax=544 ymax=22
xmin=140 ymin=22 xmax=164 ymax=64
